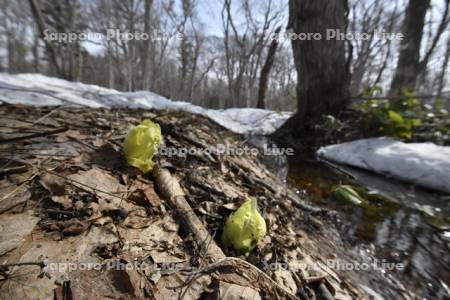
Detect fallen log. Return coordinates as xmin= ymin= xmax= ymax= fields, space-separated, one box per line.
xmin=152 ymin=165 xmax=226 ymax=262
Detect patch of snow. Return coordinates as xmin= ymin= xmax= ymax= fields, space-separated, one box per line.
xmin=317 ymin=138 xmax=450 ymax=194
xmin=0 ymin=73 xmax=291 ymax=135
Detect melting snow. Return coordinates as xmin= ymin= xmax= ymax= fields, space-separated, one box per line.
xmin=318 ymin=138 xmax=450 ymax=194
xmin=0 ymin=73 xmax=291 ymax=135
xmin=1 ymin=73 xmax=449 ymax=194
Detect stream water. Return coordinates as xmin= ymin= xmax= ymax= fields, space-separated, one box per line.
xmin=288 ymin=158 xmax=450 ymax=299
xmin=246 ymin=135 xmax=449 ymax=298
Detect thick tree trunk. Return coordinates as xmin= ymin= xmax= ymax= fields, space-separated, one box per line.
xmin=389 ymin=0 xmax=430 ymax=96
xmin=275 ymin=0 xmax=350 ymax=138
xmin=257 ymin=27 xmax=281 ymax=109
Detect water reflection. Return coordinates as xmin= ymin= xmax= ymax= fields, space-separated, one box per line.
xmin=288 ymin=159 xmax=450 ymax=299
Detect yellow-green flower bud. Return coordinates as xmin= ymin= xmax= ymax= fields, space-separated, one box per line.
xmin=123 ymin=120 xmax=162 ymax=173
xmin=222 ymin=198 xmax=266 ymax=253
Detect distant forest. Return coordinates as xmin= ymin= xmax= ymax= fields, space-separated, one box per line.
xmin=1 ymin=0 xmax=449 ymax=110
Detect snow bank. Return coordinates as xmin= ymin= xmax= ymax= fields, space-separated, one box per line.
xmin=0 ymin=73 xmax=291 ymax=135
xmin=2 ymin=74 xmax=449 ymax=193
xmin=317 ymin=138 xmax=450 ymax=194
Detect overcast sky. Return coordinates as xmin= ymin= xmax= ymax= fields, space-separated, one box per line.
xmin=83 ymin=0 xmax=448 ymax=59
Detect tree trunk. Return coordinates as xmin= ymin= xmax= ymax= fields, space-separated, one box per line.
xmin=417 ymin=0 xmax=449 ymax=89
xmin=389 ymin=0 xmax=431 ymax=96
xmin=141 ymin=0 xmax=153 ymax=91
xmin=257 ymin=27 xmax=281 ymax=109
xmin=33 ymin=29 xmax=40 ymax=72
xmin=275 ymin=0 xmax=350 ymax=138
xmin=7 ymin=33 xmax=14 ymax=73
xmin=437 ymin=37 xmax=450 ymax=96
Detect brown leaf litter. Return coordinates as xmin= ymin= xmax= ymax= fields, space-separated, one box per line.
xmin=0 ymin=104 xmax=415 ymax=299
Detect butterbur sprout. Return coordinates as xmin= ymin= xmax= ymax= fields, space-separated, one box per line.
xmin=222 ymin=198 xmax=267 ymax=253
xmin=123 ymin=120 xmax=162 ymax=173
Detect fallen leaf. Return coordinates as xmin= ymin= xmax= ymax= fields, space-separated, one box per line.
xmin=118 ymin=215 xmax=183 ymax=262
xmin=0 ymin=179 xmax=30 ymax=213
xmin=68 ymin=168 xmax=136 ymax=213
xmin=61 ymin=220 xmax=90 ymax=236
xmin=40 ymin=173 xmax=66 ymax=195
xmin=122 ymin=209 xmax=153 ymax=229
xmin=218 ymin=282 xmax=262 ymax=300
xmin=153 ymin=272 xmax=211 ymax=300
xmin=69 ymin=169 xmax=125 ymax=201
xmin=51 ymin=195 xmax=72 ymax=209
xmin=89 ymin=144 xmax=124 ymax=170
xmin=272 ymin=266 xmax=298 ymax=294
xmin=0 ymin=213 xmax=39 ymax=256
xmin=128 ymin=180 xmax=162 ymax=209
xmin=68 ymin=269 xmax=147 ymax=299
xmin=66 ymin=130 xmax=88 ymax=140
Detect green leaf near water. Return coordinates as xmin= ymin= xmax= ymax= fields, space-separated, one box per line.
xmin=424 ymin=215 xmax=450 ymax=231
xmin=362 ymin=86 xmax=383 ymax=97
xmin=356 ymin=91 xmax=439 ymax=141
xmin=331 ymin=185 xmax=366 ymax=206
xmin=387 ymin=110 xmax=404 ymax=124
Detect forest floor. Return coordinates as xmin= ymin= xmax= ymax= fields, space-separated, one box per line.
xmin=0 ymin=103 xmax=434 ymax=299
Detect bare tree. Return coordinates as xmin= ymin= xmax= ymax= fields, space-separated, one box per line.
xmin=28 ymin=0 xmax=61 ymax=76
xmin=29 ymin=0 xmax=85 ymax=80
xmin=221 ymin=0 xmax=284 ymax=107
xmin=141 ymin=0 xmax=154 ymax=91
xmin=173 ymin=0 xmax=206 ymax=101
xmin=348 ymin=0 xmax=402 ymax=95
xmin=390 ymin=0 xmax=449 ymax=96
xmin=4 ymin=0 xmax=450 ymax=112
xmin=257 ymin=26 xmax=281 ymax=109
xmin=437 ymin=36 xmax=450 ymax=96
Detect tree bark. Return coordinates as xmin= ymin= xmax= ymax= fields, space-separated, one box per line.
xmin=389 ymin=0 xmax=431 ymax=96
xmin=257 ymin=27 xmax=281 ymax=109
xmin=275 ymin=0 xmax=350 ymax=138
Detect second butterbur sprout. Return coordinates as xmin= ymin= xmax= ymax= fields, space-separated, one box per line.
xmin=222 ymin=198 xmax=267 ymax=254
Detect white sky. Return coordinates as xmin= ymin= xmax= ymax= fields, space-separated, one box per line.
xmin=197 ymin=0 xmax=223 ymax=36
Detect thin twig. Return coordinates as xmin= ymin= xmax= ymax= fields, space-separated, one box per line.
xmin=0 ymin=150 xmax=77 ymax=158
xmin=32 ymin=107 xmax=61 ymax=125
xmin=1 ymin=261 xmax=46 ymax=269
xmin=40 ymin=168 xmax=127 ymax=200
xmin=173 ymin=257 xmax=298 ymax=300
xmin=0 ymin=127 xmax=68 ymax=144
xmin=0 ymin=173 xmax=38 ymax=202
xmin=0 ymin=165 xmax=28 ymax=176
xmin=8 ymin=159 xmax=128 ymax=203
